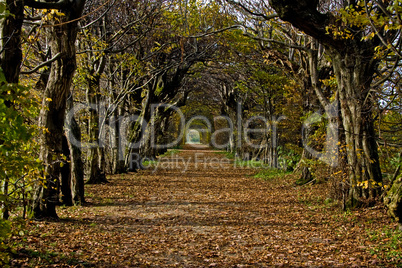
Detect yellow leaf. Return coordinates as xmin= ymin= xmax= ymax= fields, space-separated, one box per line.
xmin=363 ymin=180 xmax=369 ymax=189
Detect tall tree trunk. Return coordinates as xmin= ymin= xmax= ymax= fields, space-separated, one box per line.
xmin=0 ymin=0 xmax=23 ymax=84
xmin=108 ymin=61 xmax=126 ymax=174
xmin=60 ymin=134 xmax=73 ymax=206
xmin=331 ymin=50 xmax=382 ymax=204
xmin=111 ymin=106 xmax=126 ymax=174
xmin=384 ymin=177 xmax=402 ymax=230
xmin=66 ymin=96 xmax=85 ymax=205
xmin=85 ymin=73 xmax=107 ymax=184
xmin=125 ymin=78 xmax=157 ymax=170
xmin=384 ymin=152 xmax=402 ymax=229
xmin=32 ymin=3 xmax=84 ymax=219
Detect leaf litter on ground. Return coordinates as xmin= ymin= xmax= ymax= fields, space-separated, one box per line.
xmin=9 ymin=148 xmax=402 ymax=267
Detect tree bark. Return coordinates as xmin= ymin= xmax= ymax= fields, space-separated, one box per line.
xmin=269 ymin=0 xmax=382 ymax=205
xmin=60 ymin=134 xmax=73 ymax=206
xmin=85 ymin=72 xmax=108 ymax=184
xmin=32 ymin=1 xmax=85 ymax=219
xmin=331 ymin=50 xmax=382 ymax=203
xmin=384 ymin=177 xmax=402 ymax=230
xmin=384 ymin=153 xmax=402 ymax=228
xmin=125 ymin=80 xmax=156 ymax=170
xmin=0 ymin=0 xmax=24 ymax=84
xmin=66 ymin=95 xmax=85 ymax=205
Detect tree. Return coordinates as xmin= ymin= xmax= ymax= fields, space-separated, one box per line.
xmin=269 ymin=0 xmax=384 ymax=205
xmin=0 ymin=1 xmax=24 ymax=220
xmin=118 ymin=0 xmax=233 ymax=168
xmin=72 ymin=0 xmax=165 ymax=181
xmin=0 ymin=0 xmax=23 ymax=84
xmin=30 ymin=0 xmax=86 ymax=219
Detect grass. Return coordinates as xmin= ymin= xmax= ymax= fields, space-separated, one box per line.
xmin=141 ymin=160 xmax=158 ymax=167
xmin=367 ymin=226 xmax=402 ymax=264
xmin=215 ymin=151 xmax=286 ymax=171
xmin=10 ymin=248 xmax=92 ymax=267
xmin=158 ymin=149 xmax=180 ymax=157
xmin=253 ymin=168 xmax=291 ymax=180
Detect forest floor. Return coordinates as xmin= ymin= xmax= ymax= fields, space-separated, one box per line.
xmin=9 ymin=147 xmax=402 ymax=267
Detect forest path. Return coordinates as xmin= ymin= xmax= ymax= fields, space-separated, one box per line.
xmin=15 ymin=148 xmax=393 ymax=267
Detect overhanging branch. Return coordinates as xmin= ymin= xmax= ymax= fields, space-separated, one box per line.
xmin=268 ymin=0 xmax=342 ymax=50
xmin=242 ymin=31 xmax=308 ymax=51
xmin=21 ymin=53 xmax=61 ymax=74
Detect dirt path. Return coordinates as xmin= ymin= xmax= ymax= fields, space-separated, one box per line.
xmin=13 ymin=149 xmax=397 ymax=267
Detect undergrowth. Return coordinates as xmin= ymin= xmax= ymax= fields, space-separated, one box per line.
xmin=253 ymin=168 xmax=291 ymax=180
xmin=367 ymin=226 xmax=402 ymax=264
xmin=142 ymin=149 xmax=180 ymax=167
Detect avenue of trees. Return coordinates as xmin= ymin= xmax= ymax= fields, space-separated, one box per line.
xmin=0 ymin=0 xmax=401 ymax=229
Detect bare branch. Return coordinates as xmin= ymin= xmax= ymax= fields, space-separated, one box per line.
xmin=226 ymin=0 xmax=278 ymax=21
xmin=242 ymin=31 xmax=308 ymax=51
xmin=21 ymin=53 xmax=61 ymax=74
xmin=364 ymin=0 xmax=402 ymax=59
xmin=188 ymin=25 xmax=244 ymax=38
xmin=81 ymin=0 xmax=117 ymax=29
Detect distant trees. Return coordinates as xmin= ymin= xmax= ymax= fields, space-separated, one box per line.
xmin=1 ymin=0 xmax=239 ymax=219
